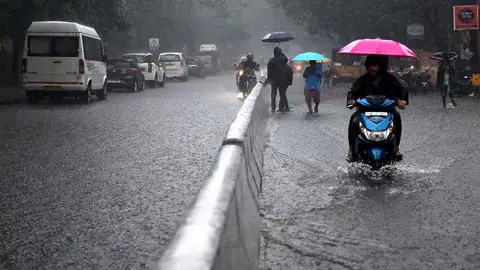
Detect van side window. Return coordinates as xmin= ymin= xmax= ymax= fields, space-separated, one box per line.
xmin=83 ymin=36 xmax=102 ymax=62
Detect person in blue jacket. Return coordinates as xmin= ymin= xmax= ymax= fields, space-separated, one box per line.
xmin=303 ymin=60 xmax=323 ymax=114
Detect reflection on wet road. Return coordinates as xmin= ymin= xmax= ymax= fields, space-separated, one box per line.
xmin=0 ymin=74 xmax=242 ymax=269
xmin=261 ymin=77 xmax=480 ymax=269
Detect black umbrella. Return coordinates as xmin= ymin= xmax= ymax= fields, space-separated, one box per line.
xmin=430 ymin=52 xmax=458 ymax=61
xmin=261 ymin=31 xmax=294 ymax=43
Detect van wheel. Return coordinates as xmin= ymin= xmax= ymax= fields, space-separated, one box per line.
xmin=80 ymin=85 xmax=91 ymax=104
xmin=26 ymin=91 xmax=39 ymax=104
xmin=97 ymin=83 xmax=107 ymax=100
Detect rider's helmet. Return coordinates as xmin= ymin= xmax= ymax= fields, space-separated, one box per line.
xmin=240 ymin=56 xmax=247 ymax=63
xmin=246 ymin=53 xmax=254 ymax=61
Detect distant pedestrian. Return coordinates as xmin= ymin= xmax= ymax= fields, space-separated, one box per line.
xmin=323 ymin=65 xmax=331 ymax=88
xmin=266 ymin=47 xmax=289 ymax=112
xmin=283 ymin=63 xmax=293 ymax=111
xmin=303 ymin=60 xmax=323 ymax=114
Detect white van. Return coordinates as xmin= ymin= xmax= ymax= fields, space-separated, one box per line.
xmin=158 ymin=52 xmax=188 ymax=81
xmin=22 ymin=21 xmax=107 ymax=104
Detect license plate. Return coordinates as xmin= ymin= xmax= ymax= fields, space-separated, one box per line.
xmin=365 ymin=112 xmax=388 ymax=116
xmin=43 ymin=86 xmax=61 ymax=91
xmin=108 ymin=80 xmax=121 ymax=83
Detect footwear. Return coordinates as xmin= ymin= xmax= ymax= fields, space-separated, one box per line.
xmin=306 ymin=111 xmax=313 ymax=114
xmin=395 ymin=148 xmax=403 ymax=161
xmin=271 ymin=108 xmax=276 ymax=113
xmin=277 ymin=109 xmax=285 ymax=112
xmin=314 ymin=104 xmax=319 ymax=113
xmin=346 ymin=148 xmax=353 ymax=163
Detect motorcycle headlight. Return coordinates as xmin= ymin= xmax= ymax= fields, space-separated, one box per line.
xmin=239 ymin=70 xmax=244 ymax=76
xmin=359 ymin=122 xmax=393 ymax=142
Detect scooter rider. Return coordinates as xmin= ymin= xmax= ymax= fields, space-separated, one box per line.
xmin=243 ymin=53 xmax=259 ymax=70
xmin=236 ymin=56 xmax=248 ymax=87
xmin=346 ymin=54 xmax=408 ymax=162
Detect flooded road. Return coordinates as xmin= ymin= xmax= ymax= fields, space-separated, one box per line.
xmin=0 ymin=73 xmax=243 ymax=269
xmin=260 ymin=77 xmax=480 ymax=269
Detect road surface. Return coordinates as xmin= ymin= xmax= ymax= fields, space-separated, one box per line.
xmin=0 ymin=73 xmax=242 ymax=269
xmin=260 ymin=76 xmax=480 ymax=269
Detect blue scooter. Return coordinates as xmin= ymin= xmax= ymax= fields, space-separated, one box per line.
xmin=348 ymin=95 xmax=398 ymax=170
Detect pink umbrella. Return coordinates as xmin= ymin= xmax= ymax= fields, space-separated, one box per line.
xmin=338 ymin=38 xmax=416 ymax=57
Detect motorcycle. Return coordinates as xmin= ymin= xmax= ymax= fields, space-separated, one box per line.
xmin=451 ymin=73 xmax=474 ymax=96
xmin=348 ymin=95 xmax=399 ymax=170
xmin=417 ymin=72 xmax=432 ymax=93
xmin=237 ymin=64 xmax=259 ymax=98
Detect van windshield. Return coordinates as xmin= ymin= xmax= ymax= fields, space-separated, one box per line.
xmin=159 ymin=54 xmax=181 ymax=62
xmin=28 ymin=36 xmax=79 ymax=57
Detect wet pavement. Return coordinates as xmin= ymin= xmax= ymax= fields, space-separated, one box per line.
xmin=260 ymin=76 xmax=480 ymax=269
xmin=0 ymin=73 xmax=243 ymax=269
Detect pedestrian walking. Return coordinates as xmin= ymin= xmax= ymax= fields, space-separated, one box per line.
xmin=283 ymin=62 xmax=293 ymax=111
xmin=266 ymin=47 xmax=289 ymax=112
xmin=323 ymin=65 xmax=331 ymax=88
xmin=437 ymin=60 xmax=457 ymax=108
xmin=303 ymin=60 xmax=323 ymax=114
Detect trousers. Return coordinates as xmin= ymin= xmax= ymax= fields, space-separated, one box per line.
xmin=271 ymin=79 xmax=287 ymax=111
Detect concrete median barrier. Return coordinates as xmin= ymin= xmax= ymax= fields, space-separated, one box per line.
xmin=157 ymin=79 xmax=269 ymax=270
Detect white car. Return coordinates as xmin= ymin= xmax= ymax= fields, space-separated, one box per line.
xmin=121 ymin=53 xmax=165 ymax=87
xmin=158 ymin=52 xmax=188 ymax=81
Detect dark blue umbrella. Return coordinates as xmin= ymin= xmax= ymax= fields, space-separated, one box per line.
xmin=261 ymin=31 xmax=294 ymax=43
xmin=430 ymin=52 xmax=458 ymax=61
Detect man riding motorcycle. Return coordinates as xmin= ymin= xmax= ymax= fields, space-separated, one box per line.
xmin=236 ymin=53 xmax=259 ymax=96
xmin=346 ymin=54 xmax=408 ymax=162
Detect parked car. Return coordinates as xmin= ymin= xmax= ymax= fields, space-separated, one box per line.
xmin=158 ymin=52 xmax=188 ymax=81
xmin=187 ymin=56 xmax=205 ymax=78
xmin=22 ymin=21 xmax=107 ymax=104
xmin=106 ymin=59 xmax=145 ymax=92
xmin=121 ymin=53 xmax=165 ymax=87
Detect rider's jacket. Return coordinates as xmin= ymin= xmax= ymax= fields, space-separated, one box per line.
xmin=347 ymin=71 xmax=408 ymax=103
xmin=242 ymin=60 xmax=258 ymax=70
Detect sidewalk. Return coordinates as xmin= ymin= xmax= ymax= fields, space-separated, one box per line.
xmin=0 ymin=86 xmax=26 ymax=104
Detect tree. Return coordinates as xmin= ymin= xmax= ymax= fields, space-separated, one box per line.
xmin=266 ymin=0 xmax=469 ymax=50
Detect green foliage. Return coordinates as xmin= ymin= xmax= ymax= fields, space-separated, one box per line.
xmin=266 ymin=0 xmax=460 ymax=49
xmin=0 ymin=0 xmax=248 ymax=53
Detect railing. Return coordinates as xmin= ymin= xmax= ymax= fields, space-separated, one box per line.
xmin=157 ymin=77 xmax=269 ymax=270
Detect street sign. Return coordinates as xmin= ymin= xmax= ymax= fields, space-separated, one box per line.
xmin=453 ymin=5 xmax=479 ymax=31
xmin=149 ymin=38 xmax=159 ymax=52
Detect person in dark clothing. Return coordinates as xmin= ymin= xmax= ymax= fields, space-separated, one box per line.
xmin=436 ymin=60 xmax=457 ymax=108
xmin=267 ymin=47 xmax=289 ymax=112
xmin=346 ymin=54 xmax=408 ymax=162
xmin=283 ymin=63 xmax=293 ymax=111
xmin=243 ymin=53 xmax=259 ymax=70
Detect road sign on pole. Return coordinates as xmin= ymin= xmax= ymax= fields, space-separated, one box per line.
xmin=149 ymin=38 xmax=160 ymax=52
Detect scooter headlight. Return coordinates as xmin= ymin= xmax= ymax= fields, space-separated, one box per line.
xmin=360 ymin=122 xmax=393 ymax=142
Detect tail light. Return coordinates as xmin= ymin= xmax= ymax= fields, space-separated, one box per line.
xmin=79 ymin=59 xmax=85 ymax=74
xmin=148 ymin=63 xmax=152 ymax=72
xmin=127 ymin=69 xmax=137 ymax=75
xmin=21 ymin=59 xmax=27 ymax=73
